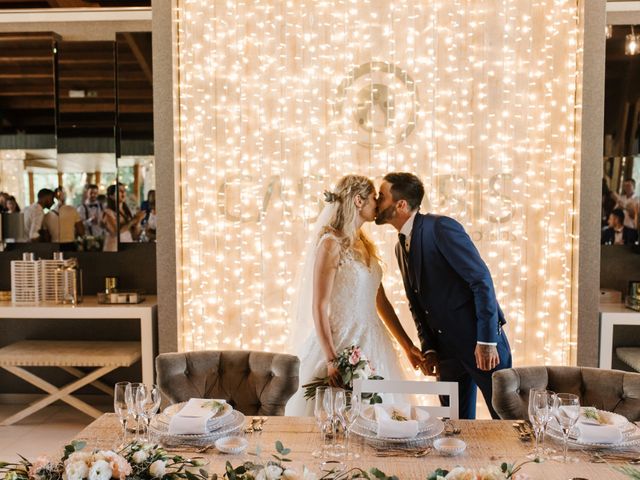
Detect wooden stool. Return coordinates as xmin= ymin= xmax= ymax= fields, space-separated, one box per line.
xmin=0 ymin=340 xmax=141 ymax=425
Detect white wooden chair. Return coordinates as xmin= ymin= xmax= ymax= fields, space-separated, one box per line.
xmin=352 ymin=378 xmax=459 ymax=419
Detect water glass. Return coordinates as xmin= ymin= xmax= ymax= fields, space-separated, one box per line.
xmin=312 ymin=386 xmax=333 ymax=459
xmin=551 ymin=393 xmax=580 ymax=463
xmin=113 ymin=382 xmax=131 ymax=444
xmin=126 ymin=382 xmax=144 ymax=442
xmin=527 ymin=389 xmax=550 ymax=460
xmin=335 ymin=390 xmax=361 ymax=460
xmin=136 ymin=384 xmax=161 ymax=442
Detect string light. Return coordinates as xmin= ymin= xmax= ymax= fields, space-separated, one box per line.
xmin=174 ymin=0 xmax=583 ymax=368
xmin=606 ymin=24 xmax=612 ymax=40
xmin=626 ymin=26 xmax=639 ymax=56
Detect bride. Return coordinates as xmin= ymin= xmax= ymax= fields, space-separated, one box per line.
xmin=286 ymin=174 xmax=425 ymax=415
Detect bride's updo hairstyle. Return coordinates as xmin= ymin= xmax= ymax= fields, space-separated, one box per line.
xmin=320 ymin=174 xmax=380 ymax=263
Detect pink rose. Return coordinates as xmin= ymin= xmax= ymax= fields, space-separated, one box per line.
xmin=348 ymin=351 xmax=360 ymax=366
xmin=28 ymin=456 xmax=56 ymax=480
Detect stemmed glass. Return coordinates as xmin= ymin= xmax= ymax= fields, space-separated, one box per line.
xmin=335 ymin=390 xmax=361 ymax=460
xmin=136 ymin=384 xmax=162 ymax=443
xmin=114 ymin=382 xmax=131 ymax=445
xmin=551 ymin=393 xmax=580 ymax=463
xmin=540 ymin=389 xmax=557 ymax=455
xmin=126 ymin=382 xmax=144 ymax=442
xmin=312 ymin=386 xmax=333 ymax=459
xmin=527 ymin=389 xmax=550 ymax=460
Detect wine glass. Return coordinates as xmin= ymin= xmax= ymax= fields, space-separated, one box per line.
xmin=114 ymin=382 xmax=131 ymax=445
xmin=540 ymin=389 xmax=557 ymax=455
xmin=126 ymin=382 xmax=144 ymax=442
xmin=551 ymin=393 xmax=580 ymax=463
xmin=337 ymin=390 xmax=361 ymax=460
xmin=527 ymin=389 xmax=549 ymax=460
xmin=312 ymin=386 xmax=333 ymax=459
xmin=136 ymin=384 xmax=162 ymax=443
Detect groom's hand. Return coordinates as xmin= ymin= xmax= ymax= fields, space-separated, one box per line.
xmin=421 ymin=351 xmax=439 ymax=377
xmin=475 ymin=344 xmax=500 ymax=371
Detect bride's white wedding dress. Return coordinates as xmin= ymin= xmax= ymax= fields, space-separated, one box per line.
xmin=286 ymin=234 xmax=412 ymax=416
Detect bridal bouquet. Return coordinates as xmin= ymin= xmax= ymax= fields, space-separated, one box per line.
xmin=0 ymin=440 xmax=209 ymax=480
xmin=302 ymin=345 xmax=382 ymax=403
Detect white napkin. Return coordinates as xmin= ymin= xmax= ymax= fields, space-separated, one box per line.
xmin=576 ymin=423 xmax=623 ymax=444
xmin=374 ymin=403 xmax=420 ymax=439
xmin=168 ymin=398 xmax=225 ymax=435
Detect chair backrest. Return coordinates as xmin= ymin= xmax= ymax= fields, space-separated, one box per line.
xmin=353 ymin=379 xmax=459 ymax=419
xmin=155 ymin=350 xmax=300 ymax=416
xmin=492 ymin=366 xmax=640 ymax=421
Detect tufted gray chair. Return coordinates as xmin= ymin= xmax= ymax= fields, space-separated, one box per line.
xmin=156 ymin=350 xmax=300 ymax=416
xmin=492 ymin=366 xmax=640 ymax=422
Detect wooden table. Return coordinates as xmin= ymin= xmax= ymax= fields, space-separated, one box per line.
xmin=76 ymin=414 xmax=637 ymax=479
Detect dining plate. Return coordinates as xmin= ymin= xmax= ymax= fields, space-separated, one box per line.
xmin=149 ymin=410 xmax=245 ymax=447
xmin=546 ymin=410 xmax=640 ymax=450
xmin=158 ymin=401 xmax=234 ymax=431
xmin=357 ymin=405 xmax=434 ymax=434
xmin=351 ymin=417 xmax=444 ymax=448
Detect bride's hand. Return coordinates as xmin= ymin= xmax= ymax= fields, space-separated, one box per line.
xmin=404 ymin=345 xmax=425 ymax=370
xmin=327 ymin=361 xmax=342 ymax=387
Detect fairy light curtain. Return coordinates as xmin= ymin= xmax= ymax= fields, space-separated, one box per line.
xmin=174 ymin=0 xmax=583 ymax=367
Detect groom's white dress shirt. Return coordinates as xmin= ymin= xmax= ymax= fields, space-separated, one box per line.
xmin=398 ymin=211 xmax=496 ymax=348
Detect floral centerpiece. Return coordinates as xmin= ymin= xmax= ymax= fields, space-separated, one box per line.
xmin=0 ymin=441 xmax=208 ymax=480
xmin=427 ymin=460 xmax=538 ymax=480
xmin=302 ymin=345 xmax=382 ymax=403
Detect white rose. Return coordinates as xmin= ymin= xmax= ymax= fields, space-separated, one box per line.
xmin=302 ymin=467 xmax=317 ymax=480
xmin=88 ymin=460 xmax=112 ymax=480
xmin=282 ymin=469 xmax=299 ymax=480
xmin=444 ymin=467 xmax=475 ymax=480
xmin=149 ymin=460 xmax=166 ymax=478
xmin=265 ymin=465 xmax=283 ymax=480
xmin=67 ymin=452 xmax=92 ymax=464
xmin=132 ymin=451 xmax=148 ymax=464
xmin=63 ymin=461 xmax=89 ymax=480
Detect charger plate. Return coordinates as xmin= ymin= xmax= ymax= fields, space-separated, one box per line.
xmin=149 ymin=410 xmax=245 ymax=447
xmin=546 ymin=408 xmax=640 ymax=449
xmin=357 ymin=405 xmax=434 ymax=434
xmin=351 ymin=417 xmax=444 ymax=448
xmin=159 ymin=401 xmax=234 ymax=431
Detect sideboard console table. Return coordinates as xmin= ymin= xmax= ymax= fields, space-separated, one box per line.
xmin=0 ymin=296 xmax=157 ymax=384
xmin=599 ymin=302 xmax=640 ymax=370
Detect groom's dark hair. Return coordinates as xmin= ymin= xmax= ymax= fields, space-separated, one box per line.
xmin=384 ymin=172 xmax=424 ymax=211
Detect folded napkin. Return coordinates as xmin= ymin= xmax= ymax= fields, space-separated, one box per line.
xmin=374 ymin=403 xmax=421 ymax=439
xmin=576 ymin=424 xmax=623 ymax=444
xmin=168 ymin=398 xmax=226 ymax=435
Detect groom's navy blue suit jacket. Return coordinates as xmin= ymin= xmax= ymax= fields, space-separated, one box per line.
xmin=396 ymin=212 xmax=507 ymax=360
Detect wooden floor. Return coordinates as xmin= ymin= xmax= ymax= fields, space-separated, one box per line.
xmin=0 ymin=402 xmax=103 ymax=461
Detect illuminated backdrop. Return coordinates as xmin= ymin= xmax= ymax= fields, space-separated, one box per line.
xmin=174 ymin=0 xmax=583 ymax=367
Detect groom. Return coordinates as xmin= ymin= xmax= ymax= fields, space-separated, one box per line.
xmin=375 ymin=172 xmax=511 ymax=419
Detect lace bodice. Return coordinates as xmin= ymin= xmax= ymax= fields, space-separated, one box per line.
xmin=329 ymin=247 xmax=384 ymax=350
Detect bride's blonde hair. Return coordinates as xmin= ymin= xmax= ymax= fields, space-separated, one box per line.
xmin=320 ymin=174 xmax=380 ymax=263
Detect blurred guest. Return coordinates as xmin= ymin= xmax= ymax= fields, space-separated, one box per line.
xmin=5 ymin=195 xmax=20 ymax=213
xmin=103 ymin=183 xmax=145 ymax=251
xmin=602 ymin=179 xmax=616 ymax=229
xmin=140 ymin=189 xmax=156 ymax=242
xmin=77 ymin=184 xmax=105 ymax=238
xmin=614 ymin=178 xmax=639 ymax=230
xmin=602 ymin=208 xmax=638 ymax=245
xmin=44 ymin=187 xmax=84 ymax=250
xmin=23 ymin=188 xmax=54 ymax=242
xmin=0 ymin=192 xmax=8 ymax=213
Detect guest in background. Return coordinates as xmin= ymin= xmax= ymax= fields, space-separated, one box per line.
xmin=23 ymin=188 xmax=54 ymax=242
xmin=77 ymin=184 xmax=105 ymax=238
xmin=141 ymin=189 xmax=156 ymax=242
xmin=103 ymin=183 xmax=145 ymax=251
xmin=602 ymin=179 xmax=617 ymax=229
xmin=614 ymin=178 xmax=639 ymax=230
xmin=602 ymin=208 xmax=638 ymax=245
xmin=44 ymin=187 xmax=84 ymax=250
xmin=5 ymin=195 xmax=20 ymax=213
